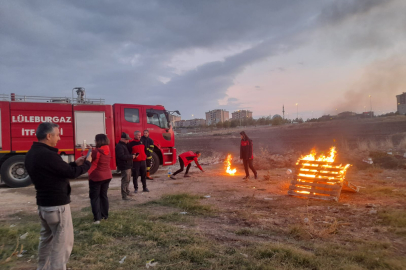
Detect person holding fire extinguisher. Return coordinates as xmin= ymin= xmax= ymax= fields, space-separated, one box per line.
xmin=141 ymin=129 xmax=154 ymax=180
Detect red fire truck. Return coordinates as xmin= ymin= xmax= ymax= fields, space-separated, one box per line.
xmin=0 ymin=88 xmax=178 ymax=188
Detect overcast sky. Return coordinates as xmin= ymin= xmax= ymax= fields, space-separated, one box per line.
xmin=1 ymin=0 xmax=405 ymax=120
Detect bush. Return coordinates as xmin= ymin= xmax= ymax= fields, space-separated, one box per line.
xmin=370 ymin=151 xmax=405 ymax=169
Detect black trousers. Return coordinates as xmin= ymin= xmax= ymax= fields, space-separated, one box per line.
xmin=89 ymin=179 xmax=111 ymax=221
xmin=146 ymin=157 xmax=152 ymax=172
xmin=132 ymin=160 xmax=147 ymax=190
xmin=243 ymin=159 xmax=257 ymax=177
xmin=173 ymin=157 xmax=191 ymax=176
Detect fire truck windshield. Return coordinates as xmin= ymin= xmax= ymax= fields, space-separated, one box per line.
xmin=146 ymin=109 xmax=169 ymax=129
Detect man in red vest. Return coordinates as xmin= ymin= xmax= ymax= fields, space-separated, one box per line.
xmin=128 ymin=131 xmax=149 ymax=192
xmin=170 ymin=151 xmax=204 ymax=179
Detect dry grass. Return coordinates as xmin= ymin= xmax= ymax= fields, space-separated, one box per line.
xmin=339 ymin=139 xmax=350 ymax=152
xmin=356 ymin=137 xmax=397 ymax=152
xmin=380 ymin=138 xmax=394 ymax=150
xmin=397 ymin=136 xmax=406 ymax=150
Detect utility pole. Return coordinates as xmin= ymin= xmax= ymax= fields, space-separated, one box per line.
xmin=282 ymin=105 xmax=285 ymax=119
xmin=369 ymin=95 xmax=372 ymax=118
xmin=295 ymin=103 xmax=298 ymax=120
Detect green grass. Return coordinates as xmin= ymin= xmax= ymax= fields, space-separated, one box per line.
xmin=378 ymin=209 xmax=406 ymax=236
xmin=1 ymin=193 xmax=406 ymax=269
xmin=144 ymin=193 xmax=215 ymax=215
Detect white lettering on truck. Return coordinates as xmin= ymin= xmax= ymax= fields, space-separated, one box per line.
xmin=21 ymin=128 xmax=63 ymax=136
xmin=12 ymin=115 xmax=71 ymax=123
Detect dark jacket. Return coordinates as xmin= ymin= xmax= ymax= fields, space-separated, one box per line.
xmin=88 ymin=145 xmax=113 ymax=181
xmin=240 ymin=139 xmax=253 ymax=160
xmin=115 ymin=141 xmax=133 ymax=170
xmin=25 ymin=142 xmax=91 ymax=207
xmin=141 ymin=136 xmax=154 ymax=157
xmin=128 ymin=140 xmax=147 ymax=161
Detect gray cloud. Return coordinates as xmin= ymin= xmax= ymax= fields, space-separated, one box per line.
xmin=0 ymin=0 xmax=403 ymax=118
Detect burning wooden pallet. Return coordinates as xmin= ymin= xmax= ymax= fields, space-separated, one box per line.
xmin=288 ymin=148 xmax=359 ymax=201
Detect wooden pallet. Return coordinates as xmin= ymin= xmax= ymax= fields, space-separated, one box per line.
xmin=288 ymin=160 xmax=354 ymax=201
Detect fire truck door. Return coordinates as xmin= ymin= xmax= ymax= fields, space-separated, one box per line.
xmin=120 ymin=106 xmax=143 ymax=138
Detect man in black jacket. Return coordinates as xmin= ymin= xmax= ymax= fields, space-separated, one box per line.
xmin=141 ymin=130 xmax=154 ymax=180
xmin=25 ymin=122 xmax=92 ymax=270
xmin=116 ymin=132 xmax=136 ymax=200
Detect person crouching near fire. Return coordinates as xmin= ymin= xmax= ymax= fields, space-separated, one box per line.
xmin=240 ymin=131 xmax=258 ymax=180
xmin=128 ymin=131 xmax=149 ymax=193
xmin=87 ymin=134 xmax=113 ymax=224
xmin=170 ymin=151 xmax=204 ymax=179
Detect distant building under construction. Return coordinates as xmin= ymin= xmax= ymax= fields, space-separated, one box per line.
xmin=396 ymin=92 xmax=406 ymax=115
xmin=175 ymin=118 xmax=206 ymax=128
xmin=231 ymin=110 xmax=253 ymax=120
xmin=168 ymin=115 xmax=181 ymax=127
xmin=205 ymin=109 xmax=229 ymax=125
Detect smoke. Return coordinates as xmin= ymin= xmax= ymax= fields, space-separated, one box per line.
xmin=333 ymin=54 xmax=406 ymax=113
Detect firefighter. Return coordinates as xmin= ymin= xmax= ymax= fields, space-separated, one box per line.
xmin=141 ymin=129 xmax=154 ymax=180
xmin=170 ymin=151 xmax=204 ymax=179
xmin=128 ymin=131 xmax=149 ymax=192
xmin=240 ymin=131 xmax=257 ymax=180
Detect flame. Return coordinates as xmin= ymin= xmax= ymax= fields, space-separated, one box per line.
xmin=225 ymin=154 xmax=237 ymax=175
xmin=298 ymin=147 xmax=337 ymax=163
xmin=296 ymin=147 xmax=351 ymax=183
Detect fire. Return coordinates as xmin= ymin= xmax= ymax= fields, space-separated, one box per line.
xmin=225 ymin=154 xmax=237 ymax=175
xmin=288 ymin=146 xmax=355 ymax=201
xmin=298 ymin=147 xmax=337 ymax=163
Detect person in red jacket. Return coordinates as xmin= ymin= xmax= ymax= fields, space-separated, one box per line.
xmin=88 ymin=134 xmax=113 ymax=224
xmin=240 ymin=131 xmax=257 ymax=180
xmin=128 ymin=131 xmax=149 ymax=192
xmin=170 ymin=151 xmax=204 ymax=179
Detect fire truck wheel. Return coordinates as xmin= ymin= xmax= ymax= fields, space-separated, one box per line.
xmin=150 ymin=152 xmax=160 ymax=175
xmin=1 ymin=155 xmax=32 ymax=188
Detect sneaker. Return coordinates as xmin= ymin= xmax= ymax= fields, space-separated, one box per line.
xmin=170 ymin=176 xmax=177 ymax=180
xmin=143 ymin=188 xmax=150 ymax=192
xmin=254 ymin=174 xmax=258 ymax=179
xmin=184 ymin=174 xmax=191 ymax=178
xmin=134 ymin=189 xmax=138 ymax=193
xmin=93 ymin=220 xmax=100 ymax=225
xmin=122 ymin=197 xmax=131 ymax=201
xmin=242 ymin=176 xmax=250 ymax=180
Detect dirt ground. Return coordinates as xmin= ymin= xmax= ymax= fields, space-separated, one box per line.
xmin=1 ymin=117 xmax=406 ymax=269
xmin=1 ymin=160 xmax=406 ymax=258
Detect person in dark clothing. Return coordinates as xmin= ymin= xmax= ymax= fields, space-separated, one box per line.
xmin=25 ymin=122 xmax=91 ymax=270
xmin=116 ymin=132 xmax=136 ymax=200
xmin=141 ymin=129 xmax=154 ymax=180
xmin=88 ymin=134 xmax=113 ymax=224
xmin=240 ymin=131 xmax=257 ymax=180
xmin=128 ymin=131 xmax=149 ymax=192
xmin=170 ymin=151 xmax=204 ymax=180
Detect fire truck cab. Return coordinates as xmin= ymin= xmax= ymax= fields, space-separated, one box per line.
xmin=0 ymin=90 xmax=177 ymax=188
